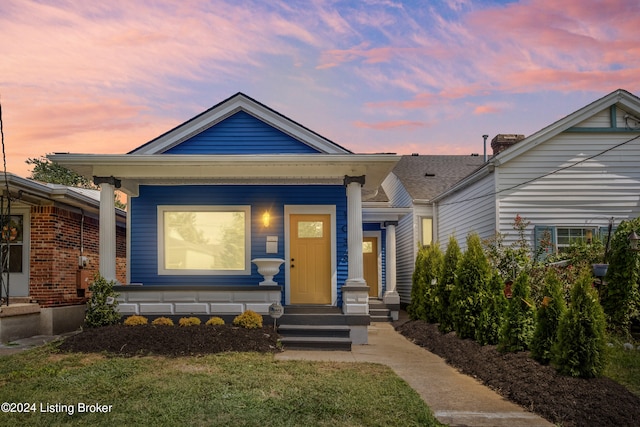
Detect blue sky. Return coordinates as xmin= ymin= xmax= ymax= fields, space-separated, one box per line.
xmin=1 ymin=0 xmax=638 ymax=177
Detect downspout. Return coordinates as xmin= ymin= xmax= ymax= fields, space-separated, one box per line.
xmin=483 ymin=135 xmax=489 ymax=162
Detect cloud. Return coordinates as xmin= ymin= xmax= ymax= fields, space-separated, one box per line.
xmin=353 ymin=120 xmax=426 ymax=130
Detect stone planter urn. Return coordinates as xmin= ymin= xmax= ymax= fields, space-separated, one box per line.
xmin=252 ymin=258 xmax=285 ymax=286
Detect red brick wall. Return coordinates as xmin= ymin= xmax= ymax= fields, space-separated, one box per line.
xmin=29 ymin=206 xmax=126 ymax=307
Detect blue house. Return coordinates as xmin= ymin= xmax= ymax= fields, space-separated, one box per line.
xmin=51 ymin=93 xmax=404 ymax=344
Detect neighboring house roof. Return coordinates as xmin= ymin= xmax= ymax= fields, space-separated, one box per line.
xmin=434 ymin=88 xmax=640 ymax=202
xmin=2 ymin=173 xmax=125 ymax=219
xmin=129 ymin=92 xmax=352 ymax=155
xmin=392 ymin=155 xmax=487 ymax=202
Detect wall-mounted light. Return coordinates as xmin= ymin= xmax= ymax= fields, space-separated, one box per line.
xmin=629 ymin=230 xmax=640 ymax=252
xmin=262 ymin=211 xmax=271 ymax=228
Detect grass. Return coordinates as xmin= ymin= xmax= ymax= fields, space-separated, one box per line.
xmin=604 ymin=339 xmax=640 ymax=397
xmin=0 ymin=345 xmax=444 ymax=427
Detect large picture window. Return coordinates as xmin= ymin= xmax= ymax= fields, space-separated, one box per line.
xmin=158 ymin=206 xmax=251 ymax=275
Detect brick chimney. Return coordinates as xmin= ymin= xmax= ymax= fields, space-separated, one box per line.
xmin=491 ymin=134 xmax=525 ymax=155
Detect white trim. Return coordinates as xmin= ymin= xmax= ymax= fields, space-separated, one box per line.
xmin=363 ymin=231 xmax=382 ymax=298
xmin=4 ymin=208 xmax=30 ymax=296
xmin=284 ymin=205 xmax=337 ymax=305
xmin=157 ymin=205 xmax=251 ymax=275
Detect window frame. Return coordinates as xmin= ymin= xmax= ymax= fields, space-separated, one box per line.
xmin=420 ymin=217 xmax=433 ymax=246
xmin=556 ymin=227 xmax=598 ymax=253
xmin=157 ymin=205 xmax=251 ymax=276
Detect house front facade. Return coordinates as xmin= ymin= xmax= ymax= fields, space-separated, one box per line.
xmin=51 ymin=93 xmax=401 ymax=344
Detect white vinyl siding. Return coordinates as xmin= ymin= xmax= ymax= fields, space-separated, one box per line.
xmin=437 ymin=173 xmax=496 ymax=252
xmin=496 ymin=131 xmax=640 ymax=248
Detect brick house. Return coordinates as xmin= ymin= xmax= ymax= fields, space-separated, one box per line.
xmin=0 ymin=173 xmax=126 ymax=342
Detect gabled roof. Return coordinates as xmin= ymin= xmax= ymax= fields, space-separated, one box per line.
xmin=433 ymin=89 xmax=640 ymax=202
xmin=129 ymin=92 xmax=352 ymax=155
xmin=493 ymin=89 xmax=640 ymax=166
xmin=392 ymin=155 xmax=487 ymax=201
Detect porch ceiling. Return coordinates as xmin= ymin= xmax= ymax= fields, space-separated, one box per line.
xmin=49 ymin=153 xmax=400 ymax=195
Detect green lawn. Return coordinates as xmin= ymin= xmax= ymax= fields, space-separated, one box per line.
xmin=0 ymin=345 xmax=443 ymax=427
xmin=604 ymin=340 xmax=640 ymax=397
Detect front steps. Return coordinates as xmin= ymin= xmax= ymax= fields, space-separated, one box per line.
xmin=277 ymin=306 xmax=363 ymax=351
xmin=369 ymin=299 xmax=393 ymax=322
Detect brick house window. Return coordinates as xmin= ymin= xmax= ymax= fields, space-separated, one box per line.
xmin=1 ymin=214 xmax=23 ymax=273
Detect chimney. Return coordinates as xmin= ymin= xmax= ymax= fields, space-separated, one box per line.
xmin=491 ymin=134 xmax=525 ymax=155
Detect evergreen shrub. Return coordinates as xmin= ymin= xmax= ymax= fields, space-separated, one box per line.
xmin=530 ymin=268 xmax=566 ymax=364
xmin=84 ymin=274 xmax=120 ymax=328
xmin=498 ymin=270 xmax=535 ymax=352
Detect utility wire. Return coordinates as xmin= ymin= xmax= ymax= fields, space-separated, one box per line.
xmin=0 ymin=96 xmax=9 ymax=305
xmin=437 ymin=132 xmax=640 ymax=206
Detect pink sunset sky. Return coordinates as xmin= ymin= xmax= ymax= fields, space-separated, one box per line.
xmin=1 ymin=0 xmax=639 ymax=178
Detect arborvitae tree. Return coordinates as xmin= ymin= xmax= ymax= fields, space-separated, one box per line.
xmin=476 ymin=270 xmax=507 ymax=345
xmin=437 ymin=236 xmax=461 ymax=333
xmin=85 ymin=274 xmax=120 ymax=328
xmin=552 ymin=269 xmax=608 ymax=378
xmin=600 ymin=218 xmax=640 ymax=337
xmin=530 ymin=268 xmax=567 ymax=364
xmin=450 ymin=233 xmax=491 ymax=339
xmin=422 ymin=244 xmax=444 ymax=323
xmin=498 ymin=270 xmax=535 ymax=352
xmin=408 ymin=245 xmax=429 ymax=320
xmin=408 ymin=244 xmax=443 ymax=322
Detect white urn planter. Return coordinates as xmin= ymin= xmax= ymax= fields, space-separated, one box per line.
xmin=252 ymin=258 xmax=285 ymax=286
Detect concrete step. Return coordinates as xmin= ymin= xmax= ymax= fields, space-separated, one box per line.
xmin=278 ymin=324 xmax=352 ymax=351
xmin=279 ymin=336 xmax=352 ymax=351
xmin=368 ymin=299 xmax=392 ymax=322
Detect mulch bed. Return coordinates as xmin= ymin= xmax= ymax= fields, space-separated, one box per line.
xmin=397 ymin=320 xmax=640 ymax=427
xmin=57 ymin=324 xmax=281 ymax=357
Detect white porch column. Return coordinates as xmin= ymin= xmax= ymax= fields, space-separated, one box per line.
xmin=94 ymin=176 xmax=120 ymax=284
xmin=342 ymin=175 xmax=369 ymax=332
xmin=383 ymin=221 xmax=400 ymax=321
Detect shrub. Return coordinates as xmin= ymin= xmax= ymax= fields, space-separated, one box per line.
xmin=206 ymin=316 xmax=225 ymax=326
xmin=152 ymin=317 xmax=174 ymax=326
xmin=233 ymin=310 xmax=263 ymax=329
xmin=408 ymin=245 xmax=429 ymax=320
xmin=450 ymin=233 xmax=491 ymax=340
xmin=498 ymin=270 xmax=535 ymax=352
xmin=553 ymin=269 xmax=608 ymax=378
xmin=437 ymin=236 xmax=461 ymax=333
xmin=124 ymin=315 xmax=148 ymax=326
xmin=409 ymin=244 xmax=443 ymax=323
xmin=530 ymin=268 xmax=567 ymax=364
xmin=601 ymin=218 xmax=640 ymax=337
xmin=178 ymin=317 xmax=201 ymax=327
xmin=476 ymin=270 xmax=507 ymax=346
xmin=85 ymin=274 xmax=120 ymax=328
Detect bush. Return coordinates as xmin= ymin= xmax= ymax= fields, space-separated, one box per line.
xmin=152 ymin=317 xmax=174 ymax=326
xmin=450 ymin=233 xmax=492 ymax=340
xmin=601 ymin=218 xmax=640 ymax=337
xmin=476 ymin=270 xmax=507 ymax=345
xmin=233 ymin=310 xmax=263 ymax=329
xmin=498 ymin=270 xmax=535 ymax=352
xmin=553 ymin=269 xmax=608 ymax=378
xmin=408 ymin=244 xmax=443 ymax=323
xmin=124 ymin=315 xmax=148 ymax=326
xmin=178 ymin=317 xmax=202 ymax=327
xmin=530 ymin=268 xmax=567 ymax=364
xmin=206 ymin=316 xmax=225 ymax=326
xmin=85 ymin=274 xmax=120 ymax=328
xmin=408 ymin=245 xmax=429 ymax=320
xmin=436 ymin=236 xmax=461 ymax=333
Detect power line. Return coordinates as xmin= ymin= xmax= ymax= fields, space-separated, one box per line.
xmin=436 ymin=132 xmax=640 ymax=207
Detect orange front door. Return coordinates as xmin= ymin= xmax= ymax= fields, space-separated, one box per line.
xmin=363 ymin=236 xmax=379 ymax=297
xmin=290 ymin=214 xmax=331 ymax=304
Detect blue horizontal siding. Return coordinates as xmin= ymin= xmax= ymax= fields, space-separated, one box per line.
xmin=130 ymin=185 xmax=347 ymax=300
xmin=164 ymin=111 xmax=320 ymax=154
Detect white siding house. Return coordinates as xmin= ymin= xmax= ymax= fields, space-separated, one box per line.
xmin=434 ymin=89 xmax=640 ymax=257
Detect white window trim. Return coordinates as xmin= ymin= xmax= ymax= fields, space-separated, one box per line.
xmin=157 ymin=205 xmax=251 ymax=275
xmin=556 ymin=226 xmax=598 ymax=252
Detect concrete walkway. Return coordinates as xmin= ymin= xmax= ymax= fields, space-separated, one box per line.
xmin=275 ymin=323 xmax=553 ymax=427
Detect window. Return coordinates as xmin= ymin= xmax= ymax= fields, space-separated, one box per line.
xmin=421 ymin=218 xmax=433 ymax=245
xmin=1 ymin=215 xmax=24 ymax=273
xmin=158 ymin=206 xmax=251 ymax=275
xmin=556 ymin=227 xmax=596 ymax=253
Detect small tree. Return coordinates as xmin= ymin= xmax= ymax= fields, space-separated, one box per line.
xmin=552 ymin=269 xmax=608 ymax=378
xmin=601 ymin=217 xmax=640 ymax=337
xmin=85 ymin=274 xmax=120 ymax=328
xmin=498 ymin=270 xmax=535 ymax=352
xmin=408 ymin=244 xmax=443 ymax=322
xmin=476 ymin=270 xmax=507 ymax=345
xmin=530 ymin=268 xmax=567 ymax=364
xmin=437 ymin=236 xmax=461 ymax=333
xmin=450 ymin=233 xmax=491 ymax=340
xmin=408 ymin=245 xmax=428 ymax=320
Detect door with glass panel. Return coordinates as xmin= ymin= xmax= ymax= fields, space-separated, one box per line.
xmin=1 ymin=213 xmax=28 ymax=296
xmin=289 ymin=214 xmax=331 ymax=304
xmin=363 ymin=236 xmax=379 ymax=298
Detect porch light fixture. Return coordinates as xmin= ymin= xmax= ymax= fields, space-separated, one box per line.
xmin=629 ymin=230 xmax=640 ymax=252
xmin=262 ymin=211 xmax=271 ymax=228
